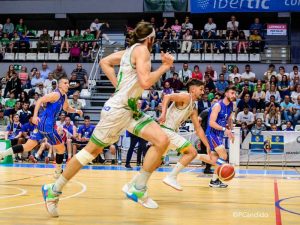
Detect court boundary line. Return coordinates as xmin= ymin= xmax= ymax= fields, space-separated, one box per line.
xmin=274 ymin=179 xmax=282 ymax=225
xmin=0 ymin=180 xmax=86 ymax=211
xmin=0 ymin=185 xmax=27 ymax=199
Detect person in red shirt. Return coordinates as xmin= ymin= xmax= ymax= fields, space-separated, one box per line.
xmin=191 ymin=65 xmax=203 ymax=81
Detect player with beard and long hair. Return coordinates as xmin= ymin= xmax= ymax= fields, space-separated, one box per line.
xmin=197 ymin=86 xmax=236 ymax=188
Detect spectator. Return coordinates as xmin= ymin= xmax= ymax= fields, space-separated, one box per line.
xmin=276 ymin=66 xmax=289 ymax=81
xmin=178 ymin=63 xmax=192 ymax=83
xmin=203 ymin=17 xmax=216 ymax=36
xmin=249 ymin=17 xmax=263 ymax=35
xmin=169 ymin=30 xmax=179 ymax=53
xmin=292 ymin=96 xmax=300 ymax=127
xmin=52 ymin=30 xmax=62 ymax=53
xmin=19 ymin=91 xmax=29 ymax=104
xmin=192 ymin=29 xmax=202 ymax=53
xmin=68 ymin=73 xmax=81 ymax=96
xmin=291 ymin=84 xmax=300 ymax=103
xmin=171 ymin=19 xmax=181 ymax=35
xmin=237 ymin=30 xmax=248 ymax=54
xmin=3 ymin=92 xmax=17 ymax=122
xmin=280 ymin=95 xmax=293 ymax=122
xmin=228 ymin=66 xmax=241 ymax=83
xmin=60 ymin=29 xmax=72 ymax=53
xmin=40 ymin=62 xmax=51 ymax=80
xmin=68 ymin=91 xmax=83 ymax=122
xmin=237 ymin=81 xmax=254 ymax=99
xmin=46 ymin=80 xmax=57 ymax=94
xmin=291 ymin=76 xmax=300 ymax=87
xmin=56 ymin=111 xmax=67 ymax=128
xmin=9 ymin=32 xmax=20 ymax=52
xmin=254 ymin=79 xmax=266 ymax=92
xmin=198 ymin=94 xmax=211 ymax=114
xmin=157 ymin=18 xmax=170 ymax=39
xmin=5 ymin=114 xmax=23 ymax=146
xmin=53 ymin=64 xmax=67 ymax=80
xmin=265 ymin=105 xmax=281 ymax=130
xmin=270 ymin=123 xmax=279 ymax=131
xmin=31 ymin=71 xmax=44 ymax=88
xmin=265 ymin=95 xmax=280 ymax=116
xmin=289 ymin=65 xmax=299 ymax=82
xmin=35 ymin=83 xmax=47 ymax=96
xmin=181 ymin=29 xmax=192 ymax=53
xmin=44 ymin=72 xmax=56 ymax=91
xmin=237 ymin=93 xmax=256 ymax=113
xmin=16 ymin=102 xmax=31 ymax=124
xmin=226 ymin=30 xmax=237 ymax=53
xmin=205 ymin=65 xmax=218 ymax=81
xmin=251 ymin=118 xmax=266 ymax=135
xmin=164 ymin=65 xmax=176 ymax=81
xmin=215 ymin=74 xmax=229 ymax=96
xmin=284 ymin=121 xmax=294 ymax=131
xmin=241 ymin=122 xmax=250 ymax=142
xmin=3 ymin=18 xmax=14 ymax=37
xmin=4 ymin=71 xmax=21 ymax=98
xmin=226 ymin=15 xmax=239 ymax=37
xmin=72 ymin=64 xmax=88 ymax=88
xmin=73 ymin=116 xmax=95 ymax=153
xmin=241 ymin=65 xmax=255 ymax=82
xmin=148 ymin=87 xmax=160 ymax=111
xmin=252 ymin=84 xmax=266 ymax=112
xmin=69 ymin=42 xmax=81 ymax=62
xmin=236 ymin=105 xmax=255 ymax=128
xmin=249 ymin=29 xmax=262 ymax=53
xmin=29 ymin=93 xmax=40 ymax=113
xmin=161 ymin=81 xmax=174 ymax=98
xmin=37 ymin=29 xmax=51 ymax=52
xmin=1 ymin=33 xmax=11 ymax=53
xmin=21 ymin=114 xmax=35 ymax=140
xmin=150 ymin=17 xmax=157 ymax=32
xmin=220 ymin=64 xmax=229 ymax=81
xmin=7 ymin=101 xmax=21 ymax=123
xmin=215 ymin=30 xmax=227 ymax=53
xmin=90 ymin=18 xmax=116 ymax=45
xmin=63 ymin=115 xmax=77 ymax=162
xmin=181 ymin=16 xmax=193 ymax=33
xmin=19 ymin=32 xmax=30 ymax=53
xmin=265 ymin=84 xmax=281 ymax=103
xmin=72 ymin=29 xmax=83 ymax=43
xmin=165 ymin=73 xmax=183 ymax=92
xmin=278 ymin=75 xmax=291 ymax=99
xmin=18 ymin=66 xmax=28 ymax=87
xmin=263 ymin=64 xmax=277 ymax=81
xmin=204 ymin=31 xmax=215 ymax=53
xmin=80 ymin=42 xmax=91 ymax=62
xmin=191 ymin=65 xmax=203 ymax=81
xmin=161 ymin=31 xmax=170 ymax=52
xmin=15 ymin=18 xmax=27 ymax=35
xmin=203 ymin=74 xmax=216 ymax=92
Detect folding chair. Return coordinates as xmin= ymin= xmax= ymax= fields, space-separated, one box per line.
xmin=247 ymin=135 xmax=266 ymax=169
xmin=266 ymin=135 xmax=286 ymax=170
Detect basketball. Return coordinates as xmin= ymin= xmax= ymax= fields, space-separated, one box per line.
xmin=217 ymin=164 xmax=235 ymax=181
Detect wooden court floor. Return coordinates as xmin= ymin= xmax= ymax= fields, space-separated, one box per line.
xmin=0 ymin=164 xmax=299 ymax=225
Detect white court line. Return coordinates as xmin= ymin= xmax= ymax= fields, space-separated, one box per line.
xmin=0 ymin=180 xmax=87 ymax=211
xmin=0 ymin=185 xmax=27 ymax=199
xmin=183 ymin=168 xmax=197 ymax=173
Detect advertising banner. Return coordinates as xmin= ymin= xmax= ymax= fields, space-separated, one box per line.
xmin=144 ymin=0 xmax=188 ymax=12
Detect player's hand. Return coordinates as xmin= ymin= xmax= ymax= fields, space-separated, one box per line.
xmin=158 ymin=113 xmax=166 ymax=124
xmin=161 ymin=51 xmax=174 ymax=68
xmin=77 ymin=110 xmax=83 ymax=117
xmin=32 ymin=116 xmax=40 ymax=125
xmin=225 ymin=129 xmax=234 ymax=142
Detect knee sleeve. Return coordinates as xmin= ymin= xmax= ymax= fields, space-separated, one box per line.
xmin=75 ymin=149 xmax=95 ymax=166
xmin=12 ymin=145 xmax=24 ymax=154
xmin=216 ymin=158 xmax=226 ymax=166
xmin=56 ymin=153 xmax=64 ymax=164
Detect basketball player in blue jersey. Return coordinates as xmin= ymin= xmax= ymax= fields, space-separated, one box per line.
xmin=198 ymin=86 xmax=236 ymax=188
xmin=0 ymin=77 xmax=83 ymax=178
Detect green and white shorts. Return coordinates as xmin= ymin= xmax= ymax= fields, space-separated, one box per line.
xmin=90 ymin=106 xmax=154 ymax=148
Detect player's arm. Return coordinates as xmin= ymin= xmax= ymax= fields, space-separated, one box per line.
xmin=190 ymin=109 xmax=210 ymax=154
xmin=63 ymin=96 xmax=83 ymax=117
xmin=227 ymin=112 xmax=234 ymax=130
xmin=135 ymin=46 xmax=173 ymax=89
xmin=158 ymin=93 xmax=190 ymax=124
xmin=32 ymin=92 xmax=60 ymax=125
xmin=209 ymin=103 xmax=234 ymax=140
xmin=99 ymin=50 xmax=126 ymax=88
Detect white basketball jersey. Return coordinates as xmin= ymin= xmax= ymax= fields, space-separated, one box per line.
xmin=163 ymin=94 xmax=195 ymax=132
xmin=106 ymin=43 xmax=147 ymax=109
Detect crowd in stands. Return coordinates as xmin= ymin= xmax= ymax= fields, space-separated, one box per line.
xmin=125 ymin=15 xmax=265 ymax=54
xmin=0 ymin=18 xmax=116 ymax=62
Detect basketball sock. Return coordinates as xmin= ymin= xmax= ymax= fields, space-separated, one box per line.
xmin=35 ymin=153 xmax=39 ymax=159
xmin=129 ymin=172 xmax=140 ymax=184
xmin=212 ymin=173 xmax=218 ymax=181
xmin=53 ymin=175 xmax=68 ymax=193
xmin=12 ymin=145 xmax=24 ymax=154
xmin=169 ymin=162 xmax=185 ymax=179
xmin=47 ymin=152 xmax=51 ymax=158
xmin=0 ymin=147 xmax=13 ymax=157
xmin=56 ymin=163 xmax=62 ymax=172
xmin=135 ymin=169 xmax=152 ymax=190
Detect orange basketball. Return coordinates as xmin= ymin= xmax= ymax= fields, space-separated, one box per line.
xmin=217 ymin=164 xmax=235 ymax=181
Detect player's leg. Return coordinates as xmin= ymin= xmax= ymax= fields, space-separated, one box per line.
xmin=209 ymin=145 xmax=228 ymax=188
xmin=66 ymin=138 xmax=72 ymax=162
xmin=0 ymin=138 xmax=39 ymax=159
xmin=125 ymin=119 xmax=169 ymax=208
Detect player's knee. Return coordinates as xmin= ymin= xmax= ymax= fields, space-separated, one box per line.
xmin=190 ymin=147 xmax=198 ymax=158
xmin=158 ymin=134 xmax=170 ymax=150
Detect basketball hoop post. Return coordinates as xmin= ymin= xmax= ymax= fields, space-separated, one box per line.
xmin=229 ymin=127 xmax=240 ymax=166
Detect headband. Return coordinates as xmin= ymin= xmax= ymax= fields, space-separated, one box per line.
xmin=138 ymin=28 xmax=156 ymax=41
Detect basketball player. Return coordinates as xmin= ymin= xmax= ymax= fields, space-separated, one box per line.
xmin=41 ymin=21 xmax=174 ymax=216
xmin=197 ymin=86 xmax=236 ymax=188
xmin=0 ymin=78 xmax=83 ymax=178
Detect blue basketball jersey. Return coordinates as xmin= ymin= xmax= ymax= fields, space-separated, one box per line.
xmin=206 ymin=100 xmax=233 ymax=136
xmin=38 ymin=89 xmax=66 ymax=133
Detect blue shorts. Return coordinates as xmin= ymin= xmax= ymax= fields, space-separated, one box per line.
xmin=207 ymin=132 xmax=224 ymax=152
xmin=30 ymin=127 xmax=62 ymax=146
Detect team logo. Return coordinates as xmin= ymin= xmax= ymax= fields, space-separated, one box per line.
xmin=197 ymin=0 xmax=210 ymax=9
xmin=264 ymin=137 xmax=272 ymax=153
xmin=103 ymin=106 xmax=111 ymax=111
xmin=255 ymin=136 xmax=260 ymax=142
xmin=33 ymin=128 xmax=38 ymax=134
xmin=275 ymin=136 xmax=280 ymax=142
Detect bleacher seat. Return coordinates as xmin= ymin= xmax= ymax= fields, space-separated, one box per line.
xmin=80 ymin=89 xmax=91 ymax=98
xmin=237 ymin=54 xmax=249 ymax=61
xmin=48 ymin=30 xmax=55 ymax=37
xmin=225 ymin=54 xmax=237 ymax=61
xmin=59 ymin=53 xmax=70 ymax=61
xmin=78 ymin=99 xmax=86 ymax=108
xmin=177 ymin=53 xmax=189 ymax=61
xmin=15 ymin=53 xmax=26 ymax=61
xmin=4 ymin=53 xmax=14 ymax=61
xmin=36 ymin=30 xmax=43 ymax=37
xmin=250 ymin=54 xmax=261 ymax=61
xmin=213 ymin=54 xmax=225 ymax=61
xmin=154 ymin=54 xmax=161 ymax=61
xmin=247 ymin=135 xmax=266 ymax=168
xmin=190 ymin=53 xmax=200 ymax=61
xmin=150 ymin=53 xmax=154 ymax=60
xmin=26 ymin=53 xmax=37 ymax=61
xmin=202 ymin=53 xmax=213 ymax=61
xmin=142 ymin=90 xmax=149 ymax=99
xmin=46 ymin=53 xmax=59 ymax=61
xmin=37 ymin=53 xmax=45 ymax=61
xmin=31 ymin=41 xmax=38 ymax=49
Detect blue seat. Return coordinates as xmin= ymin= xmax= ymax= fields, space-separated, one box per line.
xmin=247 ymin=135 xmax=267 ymax=168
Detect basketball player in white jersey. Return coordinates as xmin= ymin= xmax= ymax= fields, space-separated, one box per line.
xmin=41 ymin=22 xmax=174 ymax=217
xmin=122 ymin=79 xmax=211 ymax=191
